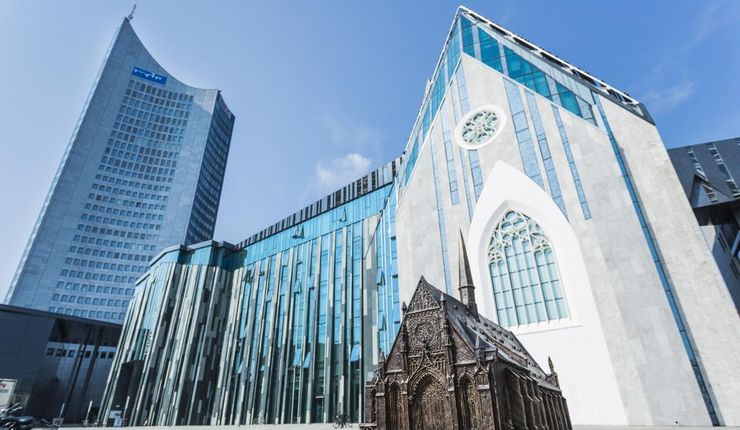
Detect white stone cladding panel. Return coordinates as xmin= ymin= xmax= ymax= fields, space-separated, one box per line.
xmin=553 ymin=98 xmax=685 ymax=424
xmin=461 ymin=56 xmax=525 ymax=187
xmin=602 ymin=96 xmax=740 ymax=426
xmin=396 ymin=127 xmax=446 ymax=305
xmin=548 ymin=94 xmax=710 ymax=425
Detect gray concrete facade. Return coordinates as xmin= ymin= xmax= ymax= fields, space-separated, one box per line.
xmin=0 ymin=305 xmax=121 ymax=423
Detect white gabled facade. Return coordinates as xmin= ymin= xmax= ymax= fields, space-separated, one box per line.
xmin=395 ymin=8 xmax=740 ymax=426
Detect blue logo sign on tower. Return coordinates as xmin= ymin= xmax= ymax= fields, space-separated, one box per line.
xmin=132 ymin=67 xmax=167 ymax=85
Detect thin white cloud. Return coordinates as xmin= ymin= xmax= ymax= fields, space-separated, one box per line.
xmin=298 ymin=115 xmax=383 ymax=203
xmin=302 ymin=153 xmax=374 ymax=203
xmin=316 ymin=153 xmax=373 ymax=191
xmin=688 ymin=1 xmax=740 ymax=51
xmin=642 ymin=80 xmax=697 ymax=115
xmin=635 ymin=2 xmax=740 ymax=115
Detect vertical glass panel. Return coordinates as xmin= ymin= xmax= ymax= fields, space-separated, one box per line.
xmin=478 ymin=27 xmax=502 ymax=72
xmin=504 ymin=80 xmax=544 ymax=188
xmin=525 ymin=91 xmax=566 ymax=215
xmin=461 ymin=15 xmax=476 ymax=57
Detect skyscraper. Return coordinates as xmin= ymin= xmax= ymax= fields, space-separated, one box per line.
xmin=101 ymin=6 xmax=740 ymax=427
xmin=5 ymin=17 xmax=235 ymax=323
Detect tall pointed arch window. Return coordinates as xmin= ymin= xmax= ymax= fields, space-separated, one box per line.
xmin=488 ymin=210 xmax=568 ymax=327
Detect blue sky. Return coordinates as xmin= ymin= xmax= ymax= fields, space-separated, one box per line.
xmin=1 ymin=0 xmax=739 ymax=297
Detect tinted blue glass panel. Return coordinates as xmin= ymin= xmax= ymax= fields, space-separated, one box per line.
xmin=551 ymin=106 xmax=591 ymax=219
xmin=557 ymin=83 xmax=582 ymax=117
xmin=469 ymin=151 xmax=483 ymax=199
xmin=533 ymin=71 xmax=550 ymax=98
xmin=461 ymin=16 xmax=476 ymax=57
xmin=422 ymin=106 xmax=431 ymax=138
xmin=526 ymin=91 xmax=566 ymax=215
xmin=429 ymin=133 xmax=452 ymax=293
xmin=440 ymin=109 xmax=460 ymax=205
xmin=504 ymin=80 xmax=544 ymax=188
xmin=447 ymin=23 xmax=461 ymax=80
xmin=478 ymin=28 xmax=502 ymax=72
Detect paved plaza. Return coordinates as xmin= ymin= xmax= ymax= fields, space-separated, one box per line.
xmin=66 ymin=427 xmax=740 ymax=430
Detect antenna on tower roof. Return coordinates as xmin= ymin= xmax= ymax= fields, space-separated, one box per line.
xmin=127 ymin=4 xmax=137 ymax=21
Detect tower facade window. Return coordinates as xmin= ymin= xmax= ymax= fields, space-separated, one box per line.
xmin=488 ymin=210 xmax=567 ymax=327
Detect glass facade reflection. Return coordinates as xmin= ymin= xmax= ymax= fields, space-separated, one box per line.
xmin=101 ymin=159 xmax=400 ymax=425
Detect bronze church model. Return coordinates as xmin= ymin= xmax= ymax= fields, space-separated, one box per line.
xmin=362 ymin=234 xmax=572 ymax=430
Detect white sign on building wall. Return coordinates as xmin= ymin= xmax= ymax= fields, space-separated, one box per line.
xmin=0 ymin=379 xmax=17 ymax=410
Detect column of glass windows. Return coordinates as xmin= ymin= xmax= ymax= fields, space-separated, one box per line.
xmin=349 ymin=223 xmax=363 ymax=422
xmin=400 ymin=16 xmax=460 ymax=191
xmin=375 ymin=228 xmax=388 ymax=352
xmin=246 ymin=262 xmax=266 ymax=423
xmin=453 ymin=61 xmax=484 ymax=200
xmin=525 ymin=91 xmax=567 ymax=215
xmin=504 ymin=80 xmax=545 ymax=188
xmin=312 ymin=235 xmax=330 ymax=419
xmin=235 ymin=265 xmax=254 ymax=387
xmin=449 ymin=86 xmax=475 ymax=220
xmin=269 ymin=251 xmax=289 ymax=422
xmin=187 ymin=109 xmax=231 ymax=242
xmin=440 ymin=107 xmax=460 ymax=205
xmin=302 ymin=239 xmax=316 ymax=421
xmin=430 ymin=131 xmax=454 ymax=295
xmin=241 ymin=264 xmax=256 ymax=424
xmin=384 ymin=192 xmax=401 ymax=344
xmin=329 ymin=230 xmax=344 ymax=419
xmin=286 ymin=246 xmax=304 ymax=423
xmin=388 ymin=190 xmax=400 ymax=339
xmin=373 ymin=192 xmax=401 ymax=355
xmin=253 ymin=255 xmax=276 ymax=422
xmin=551 ymin=106 xmax=591 ymax=219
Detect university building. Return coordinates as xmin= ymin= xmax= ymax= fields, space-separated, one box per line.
xmin=101 ymin=6 xmax=740 ymax=427
xmin=5 ymin=16 xmax=235 ymax=323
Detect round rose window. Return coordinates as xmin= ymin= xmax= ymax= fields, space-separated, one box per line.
xmin=455 ymin=104 xmax=507 ymax=150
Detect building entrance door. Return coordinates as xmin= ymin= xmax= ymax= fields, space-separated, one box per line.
xmin=412 ymin=376 xmax=451 ymax=430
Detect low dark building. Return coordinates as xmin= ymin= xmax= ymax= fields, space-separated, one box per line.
xmin=363 ymin=236 xmax=571 ymax=430
xmin=0 ymin=305 xmax=121 ymax=424
xmin=668 ymin=138 xmax=740 ymax=312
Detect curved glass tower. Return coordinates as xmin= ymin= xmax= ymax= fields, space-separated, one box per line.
xmin=5 ymin=17 xmax=235 ymax=322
